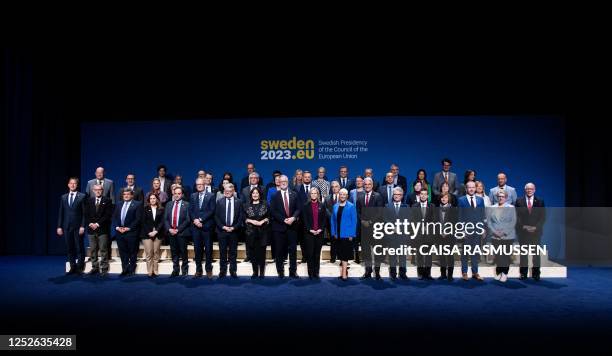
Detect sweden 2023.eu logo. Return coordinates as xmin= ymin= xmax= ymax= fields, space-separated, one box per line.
xmin=260 ymin=137 xmax=315 ymax=160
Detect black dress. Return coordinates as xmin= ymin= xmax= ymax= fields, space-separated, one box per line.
xmin=244 ymin=202 xmax=270 ymax=276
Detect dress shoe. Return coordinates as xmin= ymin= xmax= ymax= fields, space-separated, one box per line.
xmin=462 ymin=273 xmax=469 ymax=281
xmin=230 ymin=271 xmax=238 ymax=278
xmin=330 ymin=259 xmax=336 ymax=263
xmin=170 ymin=271 xmax=179 ymax=277
xmin=375 ymin=273 xmax=381 ymax=281
xmin=519 ymin=274 xmax=527 ymax=280
xmin=278 ymin=272 xmax=285 ymax=279
xmin=354 ymin=259 xmax=361 ymax=264
xmin=399 ymin=274 xmax=408 ymax=280
xmin=258 ymin=275 xmax=265 ymax=279
xmin=290 ymin=273 xmax=300 ymax=279
xmin=128 ymin=271 xmax=136 ymax=276
xmin=447 ymin=275 xmax=454 ymax=282
xmin=533 ymin=275 xmax=541 ymax=281
xmin=89 ymin=269 xmax=99 ymax=275
xmin=181 ymin=270 xmax=188 ymax=276
xmin=390 ymin=274 xmax=397 ymax=280
xmin=437 ymin=275 xmax=447 ymax=281
xmin=360 ymin=273 xmax=372 ymax=280
xmin=101 ymin=271 xmax=108 ymax=277
xmin=472 ymin=273 xmax=484 ymax=281
xmin=218 ymin=271 xmax=227 ymax=278
xmin=206 ymin=271 xmax=213 ymax=279
xmin=251 ymin=274 xmax=258 ymax=279
xmin=195 ymin=271 xmax=203 ymax=278
xmin=120 ymin=271 xmax=128 ymax=277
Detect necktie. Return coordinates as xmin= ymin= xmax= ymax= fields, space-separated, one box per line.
xmin=305 ymin=185 xmax=309 ymax=195
xmin=95 ymin=198 xmax=100 ymax=212
xmin=365 ymin=192 xmax=370 ymax=207
xmin=470 ymin=196 xmax=475 ymax=208
xmin=172 ymin=201 xmax=179 ymax=229
xmin=121 ymin=202 xmax=128 ymax=226
xmin=387 ymin=186 xmax=392 ymax=202
xmin=226 ymin=198 xmax=232 ymax=226
xmin=342 ymin=178 xmax=346 ymax=187
xmin=527 ymin=197 xmax=533 ymax=213
xmin=199 ymin=193 xmax=204 ymax=209
xmin=421 ymin=204 xmax=426 ymax=217
xmin=444 ymin=172 xmax=448 ymax=182
xmin=69 ymin=193 xmax=75 ymax=207
xmin=395 ymin=203 xmax=400 ymax=215
xmin=283 ymin=191 xmax=290 ymax=217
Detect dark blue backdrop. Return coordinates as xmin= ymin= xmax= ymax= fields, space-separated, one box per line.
xmin=80 ymin=116 xmax=566 ymax=257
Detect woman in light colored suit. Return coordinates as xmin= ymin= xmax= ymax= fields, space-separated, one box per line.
xmin=330 ymin=188 xmax=357 ymax=281
xmin=141 ymin=193 xmax=164 ymax=277
xmin=487 ymin=189 xmax=516 ymax=282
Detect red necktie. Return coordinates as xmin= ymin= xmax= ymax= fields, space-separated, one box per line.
xmin=527 ymin=198 xmax=532 ymax=213
xmin=283 ymin=191 xmax=290 ymax=217
xmin=172 ymin=200 xmax=179 ymax=229
xmin=365 ymin=192 xmax=370 ymax=207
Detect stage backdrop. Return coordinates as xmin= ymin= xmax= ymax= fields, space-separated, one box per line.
xmin=79 ymin=116 xmax=566 ymax=257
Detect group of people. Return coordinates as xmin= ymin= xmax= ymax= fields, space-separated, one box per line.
xmin=57 ymin=159 xmax=546 ymax=282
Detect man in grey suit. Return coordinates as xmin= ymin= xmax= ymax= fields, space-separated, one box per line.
xmin=489 ymin=172 xmax=517 ymax=205
xmin=240 ymin=172 xmax=265 ymax=201
xmin=433 ymin=158 xmax=459 ymax=196
xmin=86 ymin=167 xmax=116 ymax=203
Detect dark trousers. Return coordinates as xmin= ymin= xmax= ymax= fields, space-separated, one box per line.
xmin=192 ymin=229 xmax=213 ymax=273
xmin=303 ymin=233 xmax=323 ymax=277
xmin=493 ymin=239 xmax=514 ymax=275
xmin=65 ymin=227 xmax=86 ymax=270
xmin=169 ymin=234 xmax=189 ymax=273
xmin=246 ymin=230 xmax=267 ymax=276
xmin=88 ymin=233 xmax=109 ymax=272
xmin=273 ymin=229 xmax=297 ymax=275
xmin=416 ymin=237 xmax=433 ymax=277
xmin=519 ymin=234 xmax=541 ymax=277
xmin=297 ymin=222 xmax=307 ymax=261
xmin=437 ymin=236 xmax=456 ymax=277
xmin=117 ymin=235 xmax=139 ymax=273
xmin=388 ymin=237 xmax=407 ymax=277
xmin=218 ymin=231 xmax=238 ymax=273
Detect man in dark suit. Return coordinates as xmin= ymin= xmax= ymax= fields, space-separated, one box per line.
xmin=214 ymin=183 xmax=244 ymax=278
xmin=83 ymin=183 xmax=113 ymax=276
xmin=270 ymin=175 xmax=301 ymax=278
xmin=190 ymin=178 xmax=216 ymax=278
xmin=324 ymin=181 xmax=341 ymax=263
xmin=357 ymin=177 xmax=385 ymax=279
xmin=457 ymin=181 xmax=486 ymax=281
xmin=515 ymin=182 xmax=546 ymax=280
xmin=240 ymin=172 xmax=265 ymax=202
xmin=334 ymin=165 xmax=355 ymax=192
xmin=385 ymin=186 xmax=410 ymax=280
xmin=363 ymin=168 xmax=380 ymax=192
xmin=293 ymin=171 xmax=319 ymax=263
xmin=120 ymin=173 xmax=144 ymax=202
xmin=156 ymin=164 xmax=172 ymax=197
xmin=412 ymin=189 xmax=436 ymax=280
xmin=389 ymin=163 xmax=408 ymax=194
xmin=240 ymin=163 xmax=264 ymax=190
xmin=57 ymin=177 xmax=87 ymax=275
xmin=164 ymin=186 xmax=191 ymax=277
xmin=112 ymin=189 xmax=143 ymax=276
xmin=378 ymin=171 xmax=397 ymax=206
xmin=203 ymin=173 xmax=218 ymax=196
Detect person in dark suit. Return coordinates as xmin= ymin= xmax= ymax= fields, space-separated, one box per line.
xmin=434 ymin=192 xmax=458 ymax=281
xmin=335 ymin=165 xmax=355 ymax=192
xmin=112 ymin=189 xmax=143 ymax=276
xmin=404 ymin=181 xmax=423 ymax=206
xmin=457 ymin=181 xmax=486 ymax=281
xmin=141 ymin=193 xmax=164 ymax=277
xmin=515 ymin=182 xmax=546 ymax=281
xmin=293 ymin=170 xmax=319 ymax=263
xmin=192 ymin=170 xmax=207 ymax=194
xmin=324 ymin=181 xmax=341 ymax=263
xmin=270 ymin=175 xmax=301 ymax=278
xmin=83 ymin=183 xmax=113 ymax=276
xmin=379 ymin=171 xmax=397 ymax=206
xmin=57 ymin=177 xmax=87 ymax=275
xmin=240 ymin=162 xmax=264 ymax=190
xmin=389 ymin=163 xmax=408 ymax=193
xmin=384 ymin=186 xmax=410 ymax=280
xmin=244 ymin=187 xmax=270 ymax=278
xmin=156 ymin=164 xmax=172 ymax=197
xmin=119 ymin=173 xmax=144 ymax=202
xmin=241 ymin=172 xmax=265 ymax=201
xmin=85 ymin=167 xmax=116 ymax=204
xmin=357 ymin=177 xmax=385 ymax=279
xmin=363 ymin=168 xmax=380 ymax=192
xmin=190 ymin=178 xmax=216 ymax=278
xmin=411 ymin=189 xmax=436 ymax=280
xmin=214 ymin=183 xmax=244 ymax=278
xmin=164 ymin=186 xmax=191 ymax=277
xmin=432 ymin=181 xmax=458 ymax=207
xmin=203 ymin=173 xmax=218 ymax=196
xmin=173 ymin=175 xmax=191 ymax=201
xmin=301 ymin=187 xmax=327 ymax=279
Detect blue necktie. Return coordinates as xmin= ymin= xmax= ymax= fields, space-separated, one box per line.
xmin=226 ymin=198 xmax=232 ymax=226
xmin=199 ymin=193 xmax=204 ymax=209
xmin=121 ymin=202 xmax=128 ymax=226
xmin=69 ymin=193 xmax=75 ymax=207
xmin=388 ymin=186 xmax=392 ymax=203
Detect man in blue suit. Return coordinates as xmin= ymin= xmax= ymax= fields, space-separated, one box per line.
xmin=334 ymin=165 xmax=355 ymax=192
xmin=214 ymin=183 xmax=244 ymax=278
xmin=190 ymin=178 xmax=216 ymax=278
xmin=57 ymin=177 xmax=87 ymax=275
xmin=457 ymin=181 xmax=486 ymax=281
xmin=112 ymin=189 xmax=143 ymax=276
xmin=164 ymin=186 xmax=191 ymax=277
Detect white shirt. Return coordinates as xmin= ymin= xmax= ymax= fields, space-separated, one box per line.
xmin=304 ymin=184 xmax=310 ymax=194
xmin=69 ymin=192 xmax=76 ymax=206
xmin=95 ymin=197 xmax=101 ymax=205
xmin=151 ymin=206 xmax=157 ymax=222
xmin=204 ymin=185 xmax=211 ymax=194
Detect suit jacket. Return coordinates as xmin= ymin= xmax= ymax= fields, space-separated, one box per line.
xmin=57 ymin=191 xmax=87 ymax=230
xmin=330 ymin=202 xmax=357 ymax=238
xmin=395 ymin=175 xmax=408 ymax=193
xmin=515 ymin=196 xmax=545 ymax=238
xmin=214 ymin=197 xmax=244 ymax=233
xmin=240 ymin=185 xmax=265 ymax=202
xmin=355 ymin=190 xmax=384 ymax=222
xmin=301 ymin=200 xmax=327 ymax=233
xmin=457 ymin=195 xmax=486 ymax=225
xmin=119 ymin=185 xmax=144 ymax=202
xmin=433 ymin=171 xmax=459 ymax=196
xmin=294 ymin=183 xmax=321 ymax=207
xmin=489 ymin=185 xmax=518 ymax=206
xmin=378 ymin=184 xmax=397 ymax=206
xmin=334 ymin=177 xmax=355 ymax=192
xmin=164 ymin=200 xmax=191 ymax=237
xmin=112 ymin=200 xmax=143 ymax=238
xmin=189 ymin=191 xmax=216 ymax=231
xmin=241 ymin=175 xmax=264 ymax=190
xmin=384 ymin=202 xmax=410 ymax=225
xmin=270 ymin=189 xmax=301 ymax=232
xmin=156 ymin=177 xmax=172 ymax=197
xmin=324 ymin=194 xmax=339 ymax=220
xmin=86 ymin=178 xmax=115 ymax=203
xmin=83 ymin=196 xmax=113 ymax=235
xmin=141 ymin=205 xmax=165 ymax=239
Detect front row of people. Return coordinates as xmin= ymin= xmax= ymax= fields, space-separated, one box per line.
xmin=58 ymin=176 xmax=545 ymax=281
